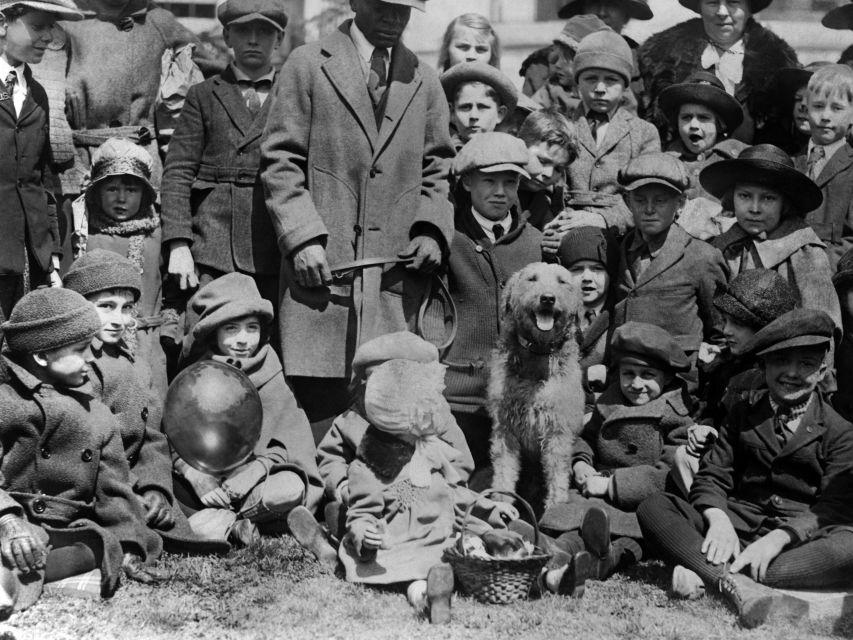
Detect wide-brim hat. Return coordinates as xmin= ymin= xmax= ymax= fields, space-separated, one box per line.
xmin=86 ymin=138 xmax=156 ymax=207
xmin=440 ymin=61 xmax=518 ymax=114
xmin=679 ymin=0 xmax=772 ymax=13
xmin=558 ymin=0 xmax=652 ymax=20
xmin=772 ymin=62 xmax=833 ymax=101
xmin=699 ymin=144 xmax=823 ymax=213
xmin=659 ymin=71 xmax=744 ymax=134
xmin=823 ymin=2 xmax=853 ymax=30
xmin=0 ymin=0 xmax=83 ymax=20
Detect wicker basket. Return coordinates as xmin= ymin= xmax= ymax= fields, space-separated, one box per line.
xmin=442 ymin=489 xmax=551 ymax=605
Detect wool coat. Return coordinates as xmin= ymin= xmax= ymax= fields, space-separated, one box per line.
xmin=316 ymin=408 xmax=474 ymax=504
xmin=794 ymin=144 xmax=853 ymax=271
xmin=540 ymin=384 xmax=691 ymax=538
xmin=0 ymin=68 xmax=58 ymax=276
xmin=0 ymin=355 xmax=162 ymax=596
xmin=160 ymin=67 xmax=280 ymax=275
xmin=637 ymin=17 xmax=798 ymax=144
xmin=690 ymin=391 xmax=853 ymax=542
xmin=443 ymin=209 xmax=542 ymax=416
xmin=260 ymin=21 xmax=454 ymax=378
xmin=711 ymin=218 xmax=842 ymax=329
xmin=567 ymin=106 xmax=661 ymax=235
xmin=614 ymin=223 xmax=728 ymax=354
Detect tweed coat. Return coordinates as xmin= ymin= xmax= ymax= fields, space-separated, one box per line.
xmin=711 ymin=218 xmax=842 ymax=329
xmin=690 ymin=391 xmax=853 ymax=542
xmin=260 ymin=21 xmax=454 ymax=378
xmin=160 ymin=67 xmax=280 ymax=275
xmin=0 ymin=68 xmax=58 ymax=276
xmin=567 ymin=106 xmax=660 ymax=235
xmin=613 ymin=223 xmax=728 ymax=354
xmin=794 ymin=144 xmax=853 ymax=271
xmin=0 ymin=355 xmax=162 ymax=595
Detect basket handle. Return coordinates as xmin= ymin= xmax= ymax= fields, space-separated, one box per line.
xmin=459 ymin=489 xmax=539 ymax=557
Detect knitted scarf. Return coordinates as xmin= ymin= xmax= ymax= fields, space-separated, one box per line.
xmin=86 ymin=205 xmax=160 ymax=276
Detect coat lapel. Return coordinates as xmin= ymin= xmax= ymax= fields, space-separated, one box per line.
xmin=634 ymin=225 xmax=689 ymax=288
xmin=237 ymin=71 xmax=278 ymax=150
xmin=574 ymin=110 xmax=598 ymax=157
xmin=778 ymin=394 xmax=827 ymax=458
xmin=212 ymin=69 xmax=252 ymax=136
xmin=596 ymin=109 xmax=631 ymax=156
xmin=748 ymin=395 xmax=784 ymax=457
xmin=815 ymin=145 xmax=853 ymax=187
xmin=374 ymin=45 xmax=421 ymax=160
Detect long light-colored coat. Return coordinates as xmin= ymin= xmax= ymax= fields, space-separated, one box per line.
xmin=260 ymin=21 xmax=454 ymax=378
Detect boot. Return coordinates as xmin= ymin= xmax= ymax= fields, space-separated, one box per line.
xmin=287 ymin=506 xmax=339 ymax=571
xmin=228 ymin=518 xmax=260 ymax=548
xmin=717 ymin=572 xmax=809 ymax=629
xmin=426 ymin=563 xmax=454 ymax=624
xmin=580 ymin=506 xmax=610 ymax=579
xmin=542 ymin=550 xmax=592 ymax=597
xmin=671 ymin=565 xmax=705 ymax=600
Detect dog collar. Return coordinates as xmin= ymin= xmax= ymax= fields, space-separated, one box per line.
xmin=516 ymin=334 xmax=565 ymax=355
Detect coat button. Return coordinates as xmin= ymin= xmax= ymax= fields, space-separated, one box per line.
xmin=40 ymin=447 xmax=50 ymax=459
xmin=592 ymin=186 xmax=600 ymax=192
xmin=772 ymin=496 xmax=781 ymax=505
xmin=128 ymin=453 xmax=137 ymax=464
xmin=369 ymin=167 xmax=377 ymax=178
xmin=806 ymin=426 xmax=814 ymax=433
xmin=32 ymin=499 xmax=45 ymax=514
xmin=140 ymin=407 xmax=149 ymax=422
xmin=475 ymin=245 xmax=483 ymax=253
xmin=353 ymin=224 xmax=363 ymax=235
xmin=81 ymin=449 xmax=93 ymax=462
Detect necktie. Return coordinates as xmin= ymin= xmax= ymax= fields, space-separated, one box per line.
xmin=5 ymin=70 xmax=16 ymax=116
xmin=238 ymin=79 xmax=272 ymax=116
xmin=774 ymin=408 xmax=792 ymax=446
xmin=492 ymin=224 xmax=504 ymax=242
xmin=807 ymin=145 xmax=826 ymax=181
xmin=587 ymin=111 xmax=607 ymax=145
xmin=368 ymin=48 xmax=388 ymax=124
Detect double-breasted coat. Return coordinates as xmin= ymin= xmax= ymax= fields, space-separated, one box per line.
xmin=260 ymin=21 xmax=454 ymax=379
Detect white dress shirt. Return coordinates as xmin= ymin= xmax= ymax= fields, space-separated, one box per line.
xmin=701 ymin=39 xmax=745 ymax=96
xmin=231 ymin=63 xmax=275 ymax=108
xmin=0 ymin=58 xmax=28 ymax=116
xmin=472 ymin=207 xmax=512 ymax=244
xmin=349 ymin=21 xmax=391 ymax=82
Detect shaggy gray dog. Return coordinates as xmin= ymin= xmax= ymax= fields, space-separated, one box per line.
xmin=488 ymin=262 xmax=585 ymax=508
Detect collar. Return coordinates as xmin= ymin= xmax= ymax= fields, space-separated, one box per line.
xmin=701 ymin=38 xmax=745 ymax=63
xmin=231 ymin=63 xmax=275 ymax=85
xmin=349 ymin=21 xmax=392 ymax=67
xmin=583 ymin=302 xmax=605 ymax=319
xmin=0 ymin=58 xmax=26 ymax=88
xmin=516 ymin=332 xmax=569 ymax=356
xmin=807 ymin=137 xmax=845 ymax=163
xmin=769 ymin=393 xmax=813 ymax=424
xmin=471 ymin=207 xmax=512 ymax=241
xmin=0 ymin=352 xmax=95 ymax=399
xmin=628 ymin=229 xmax=667 ymax=258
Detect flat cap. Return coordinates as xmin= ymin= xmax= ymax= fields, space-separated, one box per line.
xmin=217 ymin=0 xmax=288 ymax=30
xmin=452 ymin=132 xmax=531 ymax=178
xmin=610 ymin=321 xmax=691 ymax=373
xmin=746 ymin=308 xmax=834 ymax=357
xmin=440 ymin=61 xmax=518 ymax=113
xmin=375 ymin=0 xmax=427 ymax=11
xmin=351 ymin=331 xmax=438 ymax=380
xmin=557 ymin=226 xmax=617 ymax=269
xmin=618 ymin=152 xmax=690 ymax=193
xmin=0 ymin=0 xmax=82 ymax=20
xmin=713 ymin=268 xmax=798 ymax=330
xmin=553 ymin=15 xmax=610 ymax=52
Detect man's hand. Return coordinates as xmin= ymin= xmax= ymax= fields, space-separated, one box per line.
xmin=0 ymin=514 xmax=47 ymax=573
xmin=701 ymin=508 xmax=740 ymax=565
xmin=541 ymin=227 xmax=562 ymax=257
xmin=730 ymin=529 xmax=791 ymax=583
xmin=142 ymin=490 xmax=174 ymax=530
xmin=167 ymin=241 xmax=199 ymax=290
xmin=400 ymin=235 xmax=441 ymax=273
xmin=292 ymin=241 xmax=331 ymax=287
xmin=221 ymin=460 xmax=266 ymax=502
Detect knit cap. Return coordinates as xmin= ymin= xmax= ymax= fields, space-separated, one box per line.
xmin=573 ymin=30 xmax=634 ymax=85
xmin=553 ymin=14 xmax=610 ymax=52
xmin=2 ymin=288 xmax=101 ymax=354
xmin=557 ymin=226 xmax=617 ymax=269
xmin=189 ymin=273 xmax=274 ymax=343
xmin=351 ymin=331 xmax=438 ymax=381
xmin=64 ymin=249 xmax=142 ymax=302
xmin=713 ymin=269 xmax=798 ymax=330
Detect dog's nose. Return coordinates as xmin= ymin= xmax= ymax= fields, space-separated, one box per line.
xmin=539 ymin=294 xmax=556 ymax=306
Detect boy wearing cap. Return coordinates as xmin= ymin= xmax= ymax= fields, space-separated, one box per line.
xmin=613 ymin=152 xmax=727 ymax=378
xmin=161 ymin=0 xmax=286 ymax=307
xmin=443 ymin=132 xmax=543 ymax=470
xmin=639 ymin=308 xmax=853 ymax=629
xmin=0 ymin=288 xmax=166 ymax=612
xmin=0 ymin=0 xmax=82 ymax=320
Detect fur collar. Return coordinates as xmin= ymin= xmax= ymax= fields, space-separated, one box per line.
xmin=356 ymin=425 xmax=415 ymax=480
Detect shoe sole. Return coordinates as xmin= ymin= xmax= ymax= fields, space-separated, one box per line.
xmin=739 ymin=593 xmax=809 ymax=629
xmin=580 ymin=506 xmax=611 ymax=560
xmin=559 ymin=551 xmax=592 ymax=598
xmin=288 ymin=506 xmax=338 ymax=568
xmin=427 ymin=564 xmax=454 ymax=624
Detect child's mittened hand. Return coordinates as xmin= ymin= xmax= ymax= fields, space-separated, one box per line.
xmin=0 ymin=514 xmax=47 ymax=573
xmin=142 ymin=490 xmax=174 ymax=530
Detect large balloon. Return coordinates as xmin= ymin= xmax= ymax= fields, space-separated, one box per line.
xmin=163 ymin=360 xmax=262 ymax=475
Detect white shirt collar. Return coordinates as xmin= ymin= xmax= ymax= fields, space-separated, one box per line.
xmin=350 ymin=21 xmax=392 ymax=72
xmin=701 ymin=39 xmax=744 ymax=95
xmin=808 ymin=137 xmax=846 ymax=163
xmin=472 ymin=207 xmax=512 ymax=243
xmin=0 ymin=57 xmax=27 ymax=90
xmin=230 ymin=63 xmax=275 ymax=84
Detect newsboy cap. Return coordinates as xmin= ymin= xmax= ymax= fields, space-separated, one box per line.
xmin=611 ymin=321 xmax=691 ymax=373
xmin=746 ymin=308 xmax=834 ymax=358
xmin=218 ymin=0 xmax=288 ymax=30
xmin=440 ymin=62 xmax=518 ymax=113
xmin=558 ymin=0 xmax=652 ymax=20
xmin=713 ymin=268 xmax=798 ymax=331
xmin=0 ymin=0 xmax=82 ymax=20
xmin=452 ymin=132 xmax=531 ymax=178
xmin=351 ymin=331 xmax=439 ymax=380
xmin=618 ymin=152 xmax=690 ymax=193
xmin=553 ymin=14 xmax=610 ymax=52
xmin=557 ymin=226 xmax=617 ymax=269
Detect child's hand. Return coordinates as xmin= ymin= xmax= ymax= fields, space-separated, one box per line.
xmin=200 ymin=487 xmax=231 ymax=509
xmin=142 ymin=490 xmax=174 ymax=530
xmin=687 ymin=424 xmax=719 ymax=456
xmin=221 ymin=460 xmax=266 ymax=502
xmin=582 ymin=475 xmax=611 ymax=498
xmin=702 ymin=508 xmax=740 ymax=565
xmin=491 ymin=501 xmax=520 ymax=524
xmin=362 ymin=519 xmax=387 ymax=550
xmin=572 ymin=461 xmax=597 ymax=487
xmin=122 ymin=552 xmax=169 ymax=584
xmin=0 ymin=514 xmax=48 ymax=573
xmin=698 ymin=342 xmax=722 ymax=364
xmin=182 ymin=465 xmax=221 ymax=501
xmin=541 ymin=227 xmax=562 ymax=256
xmin=167 ymin=241 xmax=199 ymax=290
xmin=334 ymin=480 xmax=350 ymax=505
xmin=554 ymin=209 xmax=607 ymax=231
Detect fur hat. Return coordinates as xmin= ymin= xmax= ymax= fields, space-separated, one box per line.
xmin=217 ymin=0 xmax=288 ymax=30
xmin=553 ymin=15 xmax=610 ymax=51
xmin=351 ymin=331 xmax=438 ymax=380
xmin=618 ymin=152 xmax=690 ymax=193
xmin=86 ymin=138 xmax=156 ymax=209
xmin=2 ymin=288 xmax=101 ymax=354
xmin=440 ymin=62 xmax=518 ymax=113
xmin=745 ymin=308 xmax=834 ymax=357
xmin=573 ymin=30 xmax=634 ymax=85
xmin=610 ymin=321 xmax=690 ymax=373
xmin=658 ymin=71 xmax=744 ymax=134
xmin=680 ymin=0 xmax=772 ymax=13
xmin=713 ymin=268 xmax=798 ymax=330
xmin=558 ymin=0 xmax=651 ymax=20
xmin=64 ymin=249 xmax=142 ymax=302
xmin=699 ymin=144 xmax=824 ymax=213
xmin=189 ymin=273 xmax=274 ymax=344
xmin=0 ymin=0 xmax=82 ymax=20
xmin=556 ymin=226 xmax=617 ymax=269
xmin=822 ymin=1 xmax=853 ymax=30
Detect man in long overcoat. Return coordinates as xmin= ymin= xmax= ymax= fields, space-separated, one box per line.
xmin=260 ymin=0 xmax=454 ymax=433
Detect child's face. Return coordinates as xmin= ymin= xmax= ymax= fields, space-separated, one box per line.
xmin=34 ymin=338 xmax=95 ymax=388
xmin=524 ymin=142 xmax=570 ymax=192
xmin=224 ymin=20 xmax=282 ymax=73
xmin=763 ymin=345 xmax=827 ymax=407
xmin=214 ymin=314 xmax=262 ymax=359
xmin=807 ymin=89 xmax=853 ymax=146
xmin=793 ymin=87 xmax=811 ymax=136
xmin=0 ymin=9 xmax=56 ymax=66
xmin=548 ymin=44 xmax=574 ymax=89
xmin=677 ymin=103 xmax=719 ymax=156
xmin=446 ymin=25 xmax=491 ymax=67
xmin=461 ymin=170 xmax=520 ymax=221
xmin=721 ymin=312 xmax=756 ymax=356
xmin=567 ymin=259 xmax=609 ymax=307
xmin=580 ymin=0 xmax=630 ymax=33
xmin=577 ymin=69 xmax=626 ymax=115
xmin=98 ymin=176 xmax=144 ymax=222
xmin=619 ymin=361 xmax=670 ymax=406
xmin=89 ymin=289 xmax=135 ymax=345
xmin=733 ymin=183 xmax=785 ymax=237
xmin=451 ymin=83 xmax=506 ymax=143
xmin=625 ymin=185 xmax=683 ymax=242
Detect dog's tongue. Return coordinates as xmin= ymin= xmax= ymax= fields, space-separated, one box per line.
xmin=535 ymin=312 xmax=554 ymax=332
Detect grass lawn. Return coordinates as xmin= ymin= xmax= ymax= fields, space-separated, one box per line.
xmin=3 ymin=535 xmax=851 ymax=640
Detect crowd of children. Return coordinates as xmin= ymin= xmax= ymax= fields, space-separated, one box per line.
xmin=2 ymin=0 xmax=853 ymax=631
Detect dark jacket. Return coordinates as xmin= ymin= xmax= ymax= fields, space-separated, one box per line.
xmin=690 ymin=391 xmax=853 ymax=542
xmin=0 ymin=68 xmax=58 ymax=275
xmin=443 ymin=208 xmax=542 ymax=414
xmin=161 ymin=67 xmax=280 ymax=275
